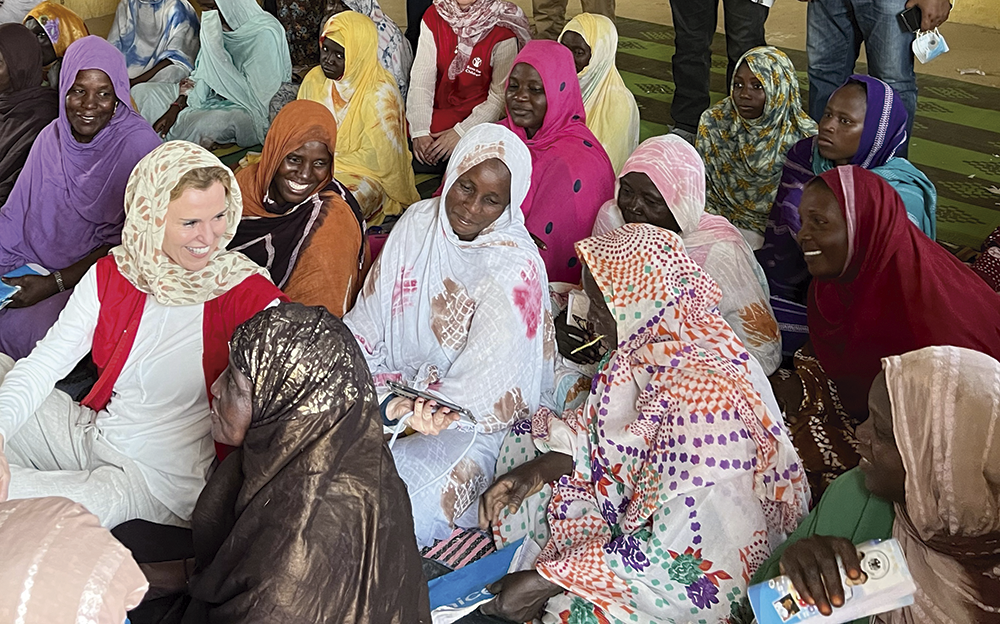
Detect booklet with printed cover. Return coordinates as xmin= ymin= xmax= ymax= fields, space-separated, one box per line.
xmin=749 ymin=539 xmax=915 ymax=624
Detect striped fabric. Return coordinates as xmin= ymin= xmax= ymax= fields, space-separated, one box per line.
xmin=421 ymin=528 xmax=497 ymax=569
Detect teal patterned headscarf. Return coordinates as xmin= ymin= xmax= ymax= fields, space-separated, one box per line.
xmin=696 ymin=46 xmax=817 ymax=236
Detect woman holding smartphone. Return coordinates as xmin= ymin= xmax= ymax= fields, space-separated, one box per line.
xmin=344 ymin=124 xmax=554 ymax=547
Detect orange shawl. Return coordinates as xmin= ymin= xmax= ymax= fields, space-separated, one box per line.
xmin=233 ymin=100 xmax=368 ymax=316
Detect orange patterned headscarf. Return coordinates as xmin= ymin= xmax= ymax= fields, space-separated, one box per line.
xmin=25 ymin=1 xmax=90 ymax=58
xmin=574 ymin=223 xmax=809 ymax=532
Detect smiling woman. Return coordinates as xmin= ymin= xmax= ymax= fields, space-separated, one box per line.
xmin=231 ymin=99 xmax=369 ymax=317
xmin=0 ymin=141 xmax=284 ymax=530
xmin=0 ymin=36 xmax=160 ymax=361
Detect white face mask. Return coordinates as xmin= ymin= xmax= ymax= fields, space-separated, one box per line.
xmin=913 ymin=28 xmax=950 ymax=64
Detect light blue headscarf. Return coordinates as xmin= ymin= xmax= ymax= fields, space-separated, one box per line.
xmin=187 ymin=0 xmax=291 ymax=144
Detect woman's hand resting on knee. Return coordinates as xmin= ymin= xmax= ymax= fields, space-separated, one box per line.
xmin=478 ymin=451 xmax=573 ymax=529
xmin=385 ymin=396 xmax=459 ymax=435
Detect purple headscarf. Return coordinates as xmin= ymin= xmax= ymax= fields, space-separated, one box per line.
xmin=845 ymin=74 xmax=909 ymax=169
xmin=0 ymin=35 xmax=161 ymax=274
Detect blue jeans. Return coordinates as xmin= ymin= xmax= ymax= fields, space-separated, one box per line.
xmin=806 ymin=0 xmax=917 ymax=155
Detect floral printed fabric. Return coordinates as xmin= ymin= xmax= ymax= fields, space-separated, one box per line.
xmin=494 ymin=224 xmax=808 ymax=623
xmin=344 ymin=124 xmax=555 ymax=545
xmin=696 ymin=46 xmax=816 ymax=236
xmin=112 ymin=141 xmax=268 ymax=306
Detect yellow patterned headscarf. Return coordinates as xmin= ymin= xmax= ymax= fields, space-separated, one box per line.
xmin=24 ymin=1 xmax=90 ymax=58
xmin=560 ymin=13 xmax=640 ymax=174
xmin=298 ymin=11 xmax=418 ymax=224
xmin=695 ymin=46 xmax=817 ymax=235
xmin=112 ymin=141 xmax=268 ymax=306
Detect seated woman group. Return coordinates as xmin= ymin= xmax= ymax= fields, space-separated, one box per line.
xmin=757 ymin=74 xmax=938 ymax=356
xmin=132 ymin=0 xmax=291 ymax=148
xmin=5 ymin=5 xmax=1000 ymax=621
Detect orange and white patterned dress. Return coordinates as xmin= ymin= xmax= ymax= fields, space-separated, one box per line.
xmin=494 ymin=224 xmax=808 ymax=623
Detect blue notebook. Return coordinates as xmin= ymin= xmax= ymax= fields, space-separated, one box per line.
xmin=0 ymin=264 xmax=48 ymax=308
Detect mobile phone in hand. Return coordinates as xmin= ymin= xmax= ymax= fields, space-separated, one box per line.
xmin=897 ymin=5 xmax=922 ymax=32
xmin=386 ymin=380 xmax=476 ymax=423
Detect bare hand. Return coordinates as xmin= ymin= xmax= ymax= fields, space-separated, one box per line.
xmin=386 ymin=396 xmax=458 ymax=435
xmin=480 ymin=570 xmax=562 ymax=622
xmin=1 ymin=274 xmax=58 ymax=308
xmin=907 ymin=0 xmax=951 ymax=30
xmin=153 ymin=107 xmax=180 ymax=138
xmin=779 ymin=535 xmax=864 ymax=616
xmin=555 ymin=309 xmax=601 ymax=365
xmin=0 ymin=435 xmax=10 ymax=502
xmin=427 ymin=129 xmax=460 ymax=164
xmin=412 ymin=136 xmax=435 ymax=165
xmin=479 ymin=452 xmax=572 ymax=528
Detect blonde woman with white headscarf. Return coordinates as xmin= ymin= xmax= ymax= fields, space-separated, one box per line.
xmin=0 ymin=141 xmax=285 ymax=528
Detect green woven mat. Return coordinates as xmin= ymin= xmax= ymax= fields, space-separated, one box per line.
xmin=613 ymin=17 xmax=1000 ymax=249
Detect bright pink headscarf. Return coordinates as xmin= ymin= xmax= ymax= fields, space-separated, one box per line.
xmin=499 ymin=40 xmax=615 ymax=283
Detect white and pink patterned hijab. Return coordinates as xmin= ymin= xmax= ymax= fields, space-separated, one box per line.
xmin=432 ymin=0 xmax=530 ymax=80
xmin=345 ymin=123 xmax=554 ymax=433
xmin=112 ymin=140 xmax=267 ymax=306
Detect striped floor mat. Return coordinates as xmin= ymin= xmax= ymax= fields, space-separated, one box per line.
xmin=613 ymin=17 xmax=1000 ymax=249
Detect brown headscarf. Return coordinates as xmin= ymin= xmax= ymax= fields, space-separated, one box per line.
xmin=881 ymin=346 xmax=1000 ymax=624
xmin=231 ymin=100 xmax=367 ymax=317
xmin=0 ymin=23 xmax=58 ymax=205
xmin=186 ymin=303 xmax=430 ymax=623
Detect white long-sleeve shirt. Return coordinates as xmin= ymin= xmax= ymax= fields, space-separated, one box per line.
xmin=406 ymin=20 xmax=518 ymax=139
xmin=0 ymin=265 xmax=275 ymax=520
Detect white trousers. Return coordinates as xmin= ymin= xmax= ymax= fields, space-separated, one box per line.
xmin=1 ymin=354 xmax=181 ymax=528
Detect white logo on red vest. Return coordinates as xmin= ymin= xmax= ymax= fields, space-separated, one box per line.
xmin=465 ymin=56 xmax=484 ymax=78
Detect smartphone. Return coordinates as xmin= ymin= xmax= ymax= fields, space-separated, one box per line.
xmin=386 ymin=380 xmax=476 ymax=423
xmin=897 ymin=5 xmax=922 ymax=32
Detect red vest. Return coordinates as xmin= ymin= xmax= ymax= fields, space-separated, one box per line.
xmin=425 ymin=6 xmax=516 ymax=134
xmin=81 ymin=256 xmax=286 ymax=457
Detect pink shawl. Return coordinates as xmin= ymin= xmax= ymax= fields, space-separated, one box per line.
xmin=499 ymin=40 xmax=615 ymax=283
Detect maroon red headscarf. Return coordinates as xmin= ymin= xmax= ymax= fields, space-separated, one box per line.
xmin=808 ymin=165 xmax=1000 ymax=419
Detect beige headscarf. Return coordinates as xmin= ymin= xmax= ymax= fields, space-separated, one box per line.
xmin=112 ymin=140 xmax=267 ymax=306
xmin=881 ymin=346 xmax=1000 ymax=624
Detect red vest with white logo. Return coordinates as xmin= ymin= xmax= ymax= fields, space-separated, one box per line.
xmin=425 ymin=5 xmax=516 ymax=134
xmin=81 ymin=255 xmax=285 ymax=457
